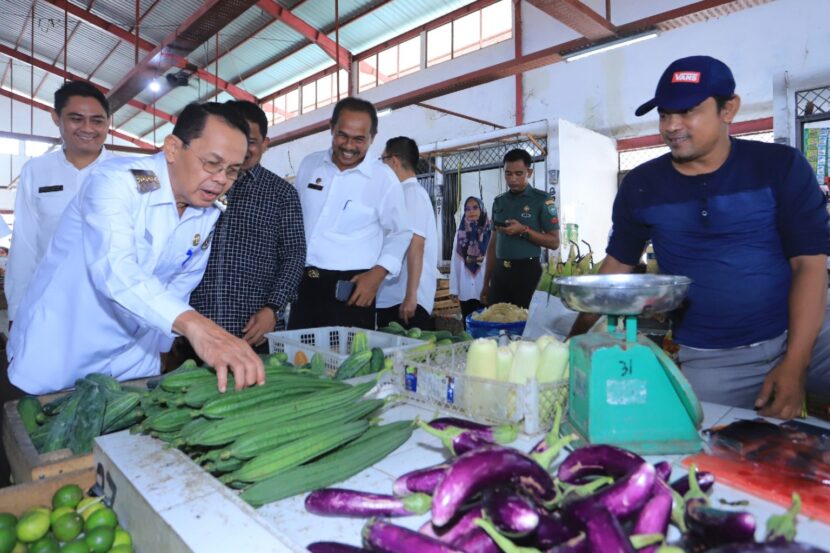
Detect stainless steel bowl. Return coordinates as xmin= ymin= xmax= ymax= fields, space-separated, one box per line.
xmin=554 ymin=274 xmax=692 ymax=315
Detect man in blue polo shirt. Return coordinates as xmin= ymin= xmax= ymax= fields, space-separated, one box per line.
xmin=569 ymin=56 xmax=830 ymax=419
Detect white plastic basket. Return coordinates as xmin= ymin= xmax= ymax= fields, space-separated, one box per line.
xmin=391 ymin=341 xmax=568 ymax=435
xmin=266 ymin=326 xmax=425 ymax=376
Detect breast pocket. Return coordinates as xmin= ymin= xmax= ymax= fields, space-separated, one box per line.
xmin=35 ymin=190 xmax=70 ymax=221
xmin=334 ymin=201 xmax=375 ymax=236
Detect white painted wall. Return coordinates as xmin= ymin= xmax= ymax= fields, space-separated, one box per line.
xmin=265 ymin=0 xmax=830 ymax=182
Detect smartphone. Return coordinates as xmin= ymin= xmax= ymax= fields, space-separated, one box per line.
xmin=494 ymin=220 xmax=507 ymax=227
xmin=335 ymin=280 xmax=356 ymax=302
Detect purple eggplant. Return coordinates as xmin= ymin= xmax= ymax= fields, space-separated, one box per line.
xmin=431 ymin=445 xmax=555 ymax=526
xmin=421 ymin=507 xmax=484 ymax=544
xmin=547 ymin=534 xmax=589 ymax=553
xmin=532 ymin=511 xmax=581 ymax=549
xmin=305 ymin=488 xmax=431 ymax=517
xmin=685 ymin=497 xmax=757 ymax=546
xmin=419 ymin=421 xmax=496 ymax=456
xmin=362 ymin=518 xmax=465 ymax=553
xmin=557 ymin=444 xmax=645 ymax=483
xmin=307 ymin=542 xmax=366 ymax=553
xmin=705 ymin=544 xmax=830 ymax=553
xmin=482 ymin=488 xmax=539 ymax=537
xmin=654 ymin=461 xmax=672 ymax=482
xmin=584 ymin=505 xmax=635 ymax=553
xmin=428 ymin=417 xmax=518 ymax=443
xmin=393 ymin=464 xmax=449 ymax=496
xmin=450 ymin=529 xmax=499 ymax=553
xmin=566 ymin=461 xmax=656 ymax=522
xmin=670 ymin=470 xmax=715 ymax=496
xmin=632 ymin=480 xmax=672 ymax=553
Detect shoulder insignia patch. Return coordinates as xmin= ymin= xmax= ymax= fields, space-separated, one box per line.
xmin=130 ymin=169 xmax=160 ymax=194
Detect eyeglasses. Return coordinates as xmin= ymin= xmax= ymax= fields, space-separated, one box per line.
xmin=378 ymin=155 xmax=395 ymax=162
xmin=181 ymin=142 xmax=244 ymax=181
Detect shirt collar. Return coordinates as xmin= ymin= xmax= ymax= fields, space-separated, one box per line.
xmin=59 ymin=145 xmax=110 ymax=169
xmin=324 ymin=149 xmax=374 ymax=178
xmin=401 ymin=176 xmax=419 ymax=186
xmin=147 ymin=152 xmax=177 ymax=207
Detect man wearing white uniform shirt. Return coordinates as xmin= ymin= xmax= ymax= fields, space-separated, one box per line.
xmin=376 ymin=137 xmax=439 ymax=330
xmin=6 ymin=102 xmax=264 ymax=396
xmin=5 ymin=81 xmax=114 ymax=323
xmin=288 ymin=97 xmax=411 ymax=329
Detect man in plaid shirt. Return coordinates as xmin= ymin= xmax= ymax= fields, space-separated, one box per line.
xmin=187 ymin=101 xmax=306 ymax=354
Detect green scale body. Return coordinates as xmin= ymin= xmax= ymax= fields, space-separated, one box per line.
xmin=562 ymin=316 xmax=703 ymax=455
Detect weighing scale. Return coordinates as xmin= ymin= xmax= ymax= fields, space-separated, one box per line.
xmin=555 ymin=274 xmax=703 ymax=455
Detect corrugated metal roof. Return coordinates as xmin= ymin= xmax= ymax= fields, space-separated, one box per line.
xmin=91 ymin=42 xmax=137 ymax=89
xmin=187 ymin=5 xmax=272 ymax=68
xmin=112 ymin=104 xmax=140 ymax=127
xmin=215 ymin=19 xmax=308 ymax=84
xmin=0 ymin=53 xmax=53 ymax=98
xmin=243 ymin=43 xmax=331 ymax=98
xmin=129 ymin=0 xmax=207 ymax=45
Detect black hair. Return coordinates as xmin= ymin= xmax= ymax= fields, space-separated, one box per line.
xmin=225 ymin=100 xmax=267 ymax=138
xmin=330 ymin=97 xmax=378 ymax=136
xmin=54 ymin=80 xmax=110 ymax=116
xmin=714 ymin=94 xmax=737 ymax=112
xmin=172 ymin=102 xmax=250 ymax=145
xmin=503 ymin=148 xmax=532 ymax=168
xmin=384 ymin=136 xmax=419 ymax=172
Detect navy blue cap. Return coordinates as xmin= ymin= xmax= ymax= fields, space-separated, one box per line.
xmin=635 ymin=55 xmax=735 ymax=116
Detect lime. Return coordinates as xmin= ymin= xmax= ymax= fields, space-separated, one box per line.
xmin=49 ymin=507 xmax=74 ymax=526
xmin=0 ymin=528 xmax=16 ymax=553
xmin=59 ymin=539 xmax=90 ymax=553
xmin=52 ymin=485 xmax=84 ymax=510
xmin=83 ymin=508 xmax=116 ymax=533
xmin=29 ymin=534 xmax=60 ymax=553
xmin=112 ymin=528 xmax=131 ymax=548
xmin=0 ymin=514 xmax=17 ymax=531
xmin=75 ymin=499 xmax=103 ymax=522
xmin=23 ymin=507 xmax=49 ymax=519
xmin=16 ymin=510 xmax=50 ymax=543
xmin=83 ymin=527 xmax=114 ymax=553
xmin=51 ymin=513 xmax=82 ymax=543
xmin=109 ymin=546 xmax=133 ymax=553
xmin=10 ymin=542 xmax=26 ymax=553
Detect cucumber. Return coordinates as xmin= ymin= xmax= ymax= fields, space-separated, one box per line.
xmin=17 ymin=397 xmax=42 ymax=435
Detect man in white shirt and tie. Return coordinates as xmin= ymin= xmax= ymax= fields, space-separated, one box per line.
xmin=288 ymin=97 xmax=412 ymax=329
xmin=5 ymin=80 xmax=114 ymax=325
xmin=376 ymin=136 xmax=439 ymax=330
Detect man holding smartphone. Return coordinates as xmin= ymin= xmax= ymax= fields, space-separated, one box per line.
xmin=481 ymin=149 xmax=560 ymax=309
xmin=288 ymin=98 xmax=411 ymax=329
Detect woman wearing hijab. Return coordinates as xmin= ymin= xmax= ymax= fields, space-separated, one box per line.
xmin=449 ymin=196 xmax=492 ymax=321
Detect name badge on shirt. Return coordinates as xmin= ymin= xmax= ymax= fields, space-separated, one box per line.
xmin=38 ymin=185 xmax=64 ymax=193
xmin=307 ymin=177 xmax=324 ymax=191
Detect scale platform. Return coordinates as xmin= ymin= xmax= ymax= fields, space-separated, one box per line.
xmin=556 ymin=275 xmax=703 ymax=455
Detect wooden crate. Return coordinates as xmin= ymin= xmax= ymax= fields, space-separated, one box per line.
xmin=2 ymin=378 xmax=150 ymax=484
xmin=0 ymin=467 xmax=95 ymax=515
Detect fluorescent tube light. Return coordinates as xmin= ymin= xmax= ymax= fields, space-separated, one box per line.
xmin=563 ymin=31 xmax=659 ymax=63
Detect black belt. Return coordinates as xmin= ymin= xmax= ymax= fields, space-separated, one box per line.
xmin=497 ymin=257 xmax=539 ymax=269
xmin=304 ymin=266 xmax=368 ymax=279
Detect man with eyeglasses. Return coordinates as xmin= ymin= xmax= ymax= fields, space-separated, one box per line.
xmin=6 ymin=102 xmax=265 ymax=396
xmin=186 ymin=101 xmax=305 ymax=355
xmin=288 ymin=97 xmax=411 ymax=329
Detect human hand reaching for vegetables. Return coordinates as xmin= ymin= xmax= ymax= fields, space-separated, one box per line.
xmin=242 ymin=307 xmax=277 ymax=347
xmin=755 ymin=360 xmax=806 ymax=420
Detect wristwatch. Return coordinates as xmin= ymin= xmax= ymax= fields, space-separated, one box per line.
xmin=264 ymin=303 xmax=281 ymax=320
xmin=520 ymin=226 xmax=530 ymax=240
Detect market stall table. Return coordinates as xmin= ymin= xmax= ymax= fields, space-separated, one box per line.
xmin=92 ymin=398 xmax=830 ymax=552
